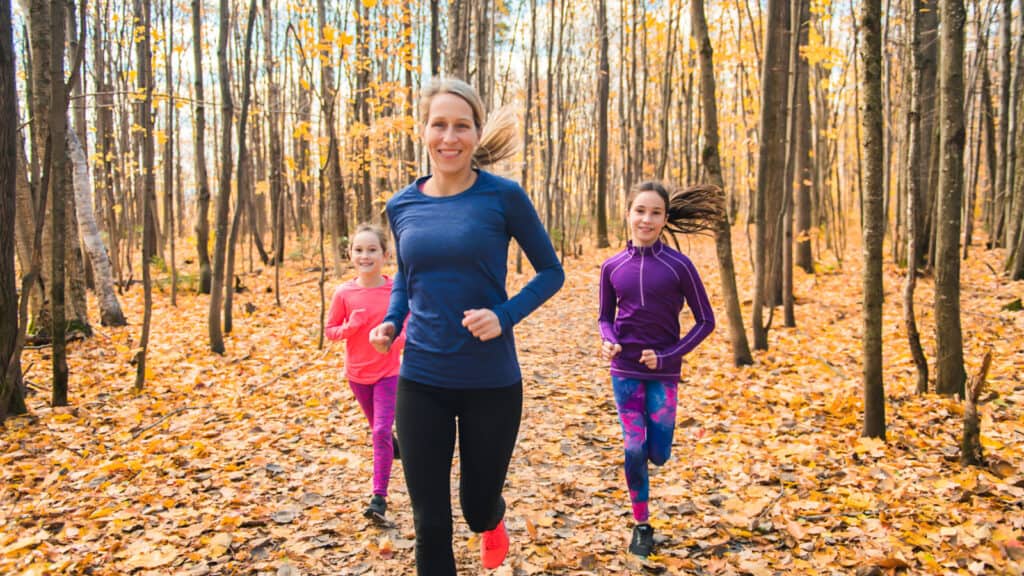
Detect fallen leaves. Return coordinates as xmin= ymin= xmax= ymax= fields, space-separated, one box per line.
xmin=2 ymin=234 xmax=1023 ymax=574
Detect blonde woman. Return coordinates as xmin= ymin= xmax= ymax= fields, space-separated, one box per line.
xmin=370 ymin=78 xmax=563 ymax=574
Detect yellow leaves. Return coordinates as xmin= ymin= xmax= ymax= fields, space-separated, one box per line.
xmin=125 ymin=545 xmax=176 ymax=569
xmin=853 ymin=436 xmax=886 ymax=458
xmin=88 ymin=507 xmax=116 ymax=520
xmin=204 ymin=532 xmax=232 ymax=557
xmin=1 ymin=534 xmax=45 ymax=555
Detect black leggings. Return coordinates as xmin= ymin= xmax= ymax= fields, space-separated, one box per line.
xmin=395 ymin=377 xmax=522 ymax=575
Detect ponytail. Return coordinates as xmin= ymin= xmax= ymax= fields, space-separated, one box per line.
xmin=628 ymin=181 xmax=725 ymax=237
xmin=474 ymin=106 xmax=518 ymax=167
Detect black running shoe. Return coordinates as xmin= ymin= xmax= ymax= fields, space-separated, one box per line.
xmin=364 ymin=494 xmax=387 ymax=520
xmin=628 ymin=523 xmax=655 ymax=557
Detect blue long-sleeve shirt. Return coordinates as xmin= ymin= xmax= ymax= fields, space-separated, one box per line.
xmin=598 ymin=240 xmax=715 ymax=380
xmin=383 ymin=170 xmax=565 ymax=389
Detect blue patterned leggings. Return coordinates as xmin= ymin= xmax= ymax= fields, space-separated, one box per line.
xmin=612 ymin=376 xmax=678 ymax=522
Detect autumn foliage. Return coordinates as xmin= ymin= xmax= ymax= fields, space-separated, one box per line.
xmin=2 ymin=230 xmax=1022 ymax=575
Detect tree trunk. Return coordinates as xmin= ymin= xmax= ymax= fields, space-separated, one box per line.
xmin=993 ymin=0 xmax=1011 ymax=243
xmin=595 ymin=0 xmax=609 ymax=249
xmin=429 ymin=0 xmax=441 ymax=76
xmin=693 ymin=0 xmax=753 ymax=367
xmin=446 ymin=0 xmax=469 ymax=78
xmin=68 ymin=130 xmax=125 ymax=326
xmin=0 ymin=0 xmax=27 ymax=421
xmin=751 ymin=0 xmax=791 ymax=350
xmin=906 ymin=0 xmax=930 ymax=394
xmin=915 ymin=0 xmax=939 ymax=265
xmin=317 ymin=0 xmax=347 ymax=277
xmin=134 ymin=0 xmax=154 ymax=390
xmin=354 ymin=0 xmax=371 ymax=223
xmin=960 ymin=351 xmax=991 ymax=466
xmin=208 ymin=0 xmax=233 ymax=354
xmin=794 ymin=5 xmax=814 ymax=273
xmin=225 ymin=0 xmax=258 ymax=336
xmin=1010 ymin=89 xmax=1024 ymax=279
xmin=165 ymin=4 xmax=177 ymax=305
xmin=934 ymin=0 xmax=967 ymax=396
xmin=263 ymin=0 xmax=284 ymax=297
xmin=48 ymin=0 xmax=68 ymax=406
xmin=93 ymin=4 xmax=120 ymax=287
xmin=192 ymin=0 xmax=212 ymax=294
xmin=475 ymin=0 xmax=491 ymax=107
xmin=860 ymin=0 xmax=886 ymax=439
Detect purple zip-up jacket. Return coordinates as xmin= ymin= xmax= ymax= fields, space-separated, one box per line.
xmin=598 ymin=240 xmax=715 ymax=380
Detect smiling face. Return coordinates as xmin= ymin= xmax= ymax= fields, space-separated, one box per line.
xmin=423 ymin=93 xmax=480 ymax=179
xmin=629 ymin=190 xmax=668 ymax=247
xmin=348 ymin=230 xmax=386 ymax=278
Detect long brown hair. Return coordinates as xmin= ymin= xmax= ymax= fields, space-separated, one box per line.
xmin=627 ymin=181 xmax=725 ymax=237
xmin=420 ymin=77 xmax=518 ymax=168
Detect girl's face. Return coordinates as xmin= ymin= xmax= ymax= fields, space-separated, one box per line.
xmin=423 ymin=93 xmax=480 ymax=178
xmin=349 ymin=230 xmax=386 ymax=277
xmin=629 ymin=191 xmax=668 ymax=247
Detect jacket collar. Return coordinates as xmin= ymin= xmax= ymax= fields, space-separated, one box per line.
xmin=626 ymin=239 xmax=665 ymax=256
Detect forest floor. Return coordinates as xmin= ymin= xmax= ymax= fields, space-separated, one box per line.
xmin=2 ymin=230 xmax=1023 ymax=575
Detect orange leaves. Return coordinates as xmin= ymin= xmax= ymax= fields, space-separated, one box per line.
xmin=2 ymin=235 xmax=1023 ymax=574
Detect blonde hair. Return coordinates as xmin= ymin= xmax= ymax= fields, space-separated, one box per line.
xmin=420 ymin=77 xmax=518 ymax=168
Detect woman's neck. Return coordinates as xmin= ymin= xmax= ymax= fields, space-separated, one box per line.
xmin=425 ymin=168 xmax=477 ymax=197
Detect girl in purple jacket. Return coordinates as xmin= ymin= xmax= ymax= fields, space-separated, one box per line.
xmin=598 ymin=181 xmax=722 ymax=557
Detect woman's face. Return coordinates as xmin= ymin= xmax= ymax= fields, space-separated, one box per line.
xmin=629 ymin=191 xmax=668 ymax=247
xmin=423 ymin=93 xmax=480 ymax=178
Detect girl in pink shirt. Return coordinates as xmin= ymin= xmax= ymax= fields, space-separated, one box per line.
xmin=326 ymin=224 xmax=405 ymax=521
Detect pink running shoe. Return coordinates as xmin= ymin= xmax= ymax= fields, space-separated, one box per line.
xmin=481 ymin=519 xmax=509 ymax=569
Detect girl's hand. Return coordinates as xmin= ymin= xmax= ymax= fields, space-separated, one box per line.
xmin=600 ymin=340 xmax=622 ymax=362
xmin=369 ymin=322 xmax=396 ymax=353
xmin=640 ymin=349 xmax=658 ymax=370
xmin=462 ymin=309 xmax=502 ymax=341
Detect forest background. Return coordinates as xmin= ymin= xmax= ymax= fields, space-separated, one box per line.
xmin=0 ymin=0 xmax=1023 ymax=573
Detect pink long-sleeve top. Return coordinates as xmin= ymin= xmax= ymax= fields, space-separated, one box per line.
xmin=325 ymin=276 xmax=405 ymax=385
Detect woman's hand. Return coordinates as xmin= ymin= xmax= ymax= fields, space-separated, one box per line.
xmin=369 ymin=322 xmax=396 ymax=353
xmin=600 ymin=340 xmax=622 ymax=363
xmin=462 ymin=309 xmax=502 ymax=341
xmin=639 ymin=349 xmax=658 ymax=370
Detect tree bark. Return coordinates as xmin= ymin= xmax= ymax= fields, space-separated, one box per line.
xmin=68 ymin=130 xmax=125 ymax=326
xmin=191 ymin=0 xmax=212 ymax=294
xmin=915 ymin=0 xmax=939 ymax=266
xmin=317 ymin=0 xmax=347 ymax=277
xmin=993 ymin=0 xmax=1011 ymax=243
xmin=906 ymin=0 xmax=930 ymax=394
xmin=692 ymin=0 xmax=753 ymax=367
xmin=48 ymin=0 xmax=68 ymax=406
xmin=134 ymin=0 xmax=155 ymax=390
xmin=860 ymin=0 xmax=886 ymax=438
xmin=595 ymin=0 xmax=609 ymax=249
xmin=446 ymin=0 xmax=470 ymax=78
xmin=0 ymin=0 xmax=27 ymax=421
xmin=164 ymin=4 xmax=177 ymax=306
xmin=934 ymin=0 xmax=967 ymax=396
xmin=960 ymin=351 xmax=991 ymax=466
xmin=751 ymin=0 xmax=791 ymax=350
xmin=1010 ymin=89 xmax=1024 ymax=279
xmin=225 ymin=0 xmax=258 ymax=336
xmin=208 ymin=0 xmax=233 ymax=354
